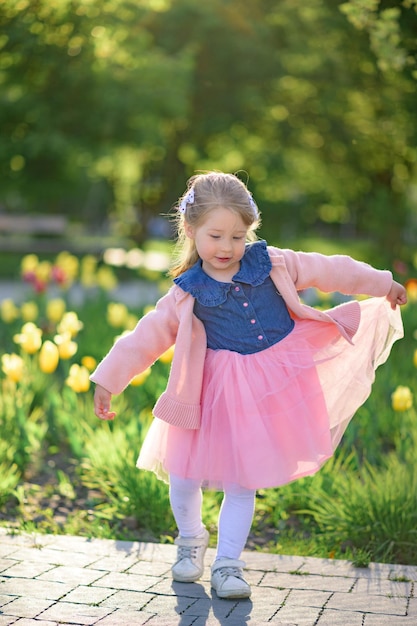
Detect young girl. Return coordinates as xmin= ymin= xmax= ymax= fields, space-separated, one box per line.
xmin=91 ymin=172 xmax=406 ymax=600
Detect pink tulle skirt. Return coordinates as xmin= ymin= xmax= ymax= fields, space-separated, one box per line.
xmin=137 ymin=298 xmax=403 ymax=490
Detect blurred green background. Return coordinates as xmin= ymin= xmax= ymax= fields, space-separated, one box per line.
xmin=1 ymin=0 xmax=416 ymax=270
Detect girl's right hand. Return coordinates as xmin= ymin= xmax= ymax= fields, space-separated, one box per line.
xmin=94 ymin=384 xmax=117 ymax=420
xmin=386 ymin=280 xmax=407 ymax=309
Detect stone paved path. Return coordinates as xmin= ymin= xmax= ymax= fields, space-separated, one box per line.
xmin=0 ymin=528 xmax=416 ymax=625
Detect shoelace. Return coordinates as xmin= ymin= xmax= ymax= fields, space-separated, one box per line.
xmin=217 ymin=566 xmax=244 ymax=579
xmin=177 ymin=545 xmax=199 ymax=561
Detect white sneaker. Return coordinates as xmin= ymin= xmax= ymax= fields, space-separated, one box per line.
xmin=211 ymin=558 xmax=251 ymax=599
xmin=171 ymin=528 xmax=209 ymax=582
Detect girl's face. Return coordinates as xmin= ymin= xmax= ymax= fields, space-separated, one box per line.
xmin=185 ymin=206 xmax=248 ymax=281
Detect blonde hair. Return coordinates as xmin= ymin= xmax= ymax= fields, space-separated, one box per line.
xmin=169 ymin=172 xmax=261 ymax=278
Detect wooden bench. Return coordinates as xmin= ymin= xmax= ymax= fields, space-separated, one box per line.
xmin=0 ymin=214 xmax=68 ymax=236
xmin=0 ymin=213 xmax=130 ymax=255
xmin=0 ymin=213 xmax=69 ymax=253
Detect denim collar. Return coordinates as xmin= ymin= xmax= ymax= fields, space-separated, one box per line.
xmin=174 ymin=240 xmax=272 ymax=306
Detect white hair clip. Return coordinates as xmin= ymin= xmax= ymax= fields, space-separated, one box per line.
xmin=249 ymin=194 xmax=259 ymax=218
xmin=178 ymin=188 xmax=195 ymax=214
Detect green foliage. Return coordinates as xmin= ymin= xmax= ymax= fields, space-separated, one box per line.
xmin=0 ymin=376 xmax=48 ymax=472
xmin=81 ymin=421 xmax=174 ymax=535
xmin=305 ymin=451 xmax=417 ymax=564
xmin=0 ymin=0 xmax=191 ymax=222
xmin=0 ymin=0 xmax=416 ymax=260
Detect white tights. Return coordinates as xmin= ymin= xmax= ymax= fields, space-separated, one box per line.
xmin=169 ymin=474 xmax=256 ymax=560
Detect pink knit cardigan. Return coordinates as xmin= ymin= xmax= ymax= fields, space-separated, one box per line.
xmin=90 ymin=246 xmax=393 ymax=429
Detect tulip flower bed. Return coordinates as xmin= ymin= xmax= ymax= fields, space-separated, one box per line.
xmin=1 ymin=251 xmax=417 ymax=566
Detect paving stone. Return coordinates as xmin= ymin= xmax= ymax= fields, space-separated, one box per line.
xmin=0 ymin=595 xmax=18 ymax=609
xmin=4 ymin=621 xmax=58 ymax=626
xmin=0 ymin=562 xmax=15 ymax=576
xmin=261 ymin=571 xmax=354 ymax=592
xmin=284 ymin=588 xmax=332 ymax=608
xmin=353 ymin=576 xmax=412 ymax=597
xmin=316 ymin=608 xmax=364 ymax=625
xmin=90 ymin=554 xmax=144 ymax=573
xmin=36 ymin=565 xmax=106 ymax=586
xmin=0 ymin=616 xmax=17 ymax=626
xmin=326 ymin=591 xmax=408 ymax=615
xmin=243 ymin=551 xmax=306 ymax=572
xmin=4 ymin=547 xmax=96 ymax=569
xmin=145 ymin=593 xmax=201 ymax=615
xmin=240 ymin=569 xmax=265 ymax=585
xmin=0 ymin=528 xmax=415 ymax=626
xmin=92 ymin=571 xmax=160 ymax=592
xmin=43 ymin=534 xmax=121 ymax=555
xmin=408 ymin=597 xmax=417 ymax=616
xmin=39 ymin=600 xmax=113 ymax=624
xmin=126 ymin=560 xmax=176 ymax=577
xmin=0 ymin=532 xmax=49 ymax=549
xmin=100 ymin=589 xmax=156 ymax=611
xmin=296 ymin=558 xmax=360 ymax=578
xmin=248 ymin=586 xmax=287 ymax=602
xmin=367 ymin=562 xmax=399 ymax=577
xmin=61 ymin=584 xmax=117 ymax=605
xmin=0 ymin=560 xmax=55 ymax=579
xmin=0 ymin=546 xmax=16 ymax=558
xmin=364 ymin=615 xmax=417 ymax=625
xmin=191 ymin=619 xmax=288 ymax=626
xmin=144 ymin=616 xmax=200 ymax=626
xmin=94 ymin=608 xmax=154 ymax=625
xmin=270 ymin=604 xmax=321 ymax=625
xmin=387 ymin=564 xmax=417 ymax=582
xmin=0 ymin=596 xmax=54 ymax=619
xmin=147 ymin=578 xmax=211 ymax=597
xmin=0 ymin=578 xmax=73 ymax=601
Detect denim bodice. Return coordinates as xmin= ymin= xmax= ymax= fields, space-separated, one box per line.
xmin=174 ymin=241 xmax=294 ymax=354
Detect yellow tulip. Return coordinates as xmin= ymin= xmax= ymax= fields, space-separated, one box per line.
xmin=54 ymin=333 xmax=78 ymax=359
xmin=1 ymin=353 xmax=25 ymax=383
xmin=80 ymin=255 xmax=98 ymax=288
xmin=413 ymin=349 xmax=417 ymax=369
xmin=39 ymin=340 xmax=60 ymax=374
xmin=81 ymin=355 xmax=97 ymax=371
xmin=20 ymin=301 xmax=39 ymax=322
xmin=130 ymin=368 xmax=152 ymax=386
xmin=57 ymin=311 xmax=83 ymax=337
xmin=21 ymin=254 xmax=48 ymax=291
xmin=66 ymin=364 xmax=90 ymax=393
xmin=0 ymin=298 xmax=19 ymax=323
xmin=21 ymin=253 xmax=39 ymax=275
xmin=391 ymin=386 xmax=413 ymax=412
xmin=81 ymin=255 xmax=97 ymax=271
xmin=46 ymin=298 xmax=66 ymax=324
xmin=13 ymin=322 xmax=42 ymax=354
xmin=35 ymin=260 xmax=52 ymax=283
xmin=107 ymin=302 xmax=129 ymax=328
xmin=159 ymin=345 xmax=175 ymax=364
xmin=55 ymin=251 xmax=79 ymax=278
xmin=96 ymin=266 xmax=118 ymax=291
xmin=66 ymin=364 xmax=90 ymax=392
xmin=53 ymin=251 xmax=79 ymax=287
xmin=80 ymin=270 xmax=96 ymax=288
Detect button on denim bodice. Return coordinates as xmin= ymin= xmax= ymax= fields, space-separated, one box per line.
xmin=174 ymin=241 xmax=294 ymax=355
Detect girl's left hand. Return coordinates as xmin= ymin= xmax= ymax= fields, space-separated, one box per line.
xmin=386 ymin=280 xmax=408 ymax=309
xmin=94 ymin=384 xmax=117 ymax=420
